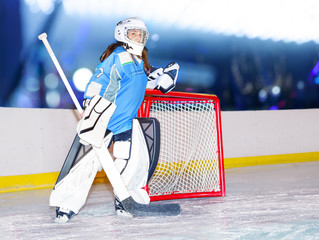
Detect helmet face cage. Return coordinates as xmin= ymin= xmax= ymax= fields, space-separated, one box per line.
xmin=125 ymin=27 xmax=149 ymax=46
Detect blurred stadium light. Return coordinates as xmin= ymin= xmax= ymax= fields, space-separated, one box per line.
xmin=1 ymin=0 xmax=318 ymax=110
xmin=72 ymin=68 xmax=92 ymax=92
xmin=25 ymin=0 xmax=319 ymax=45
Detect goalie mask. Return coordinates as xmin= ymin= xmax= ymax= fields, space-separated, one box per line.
xmin=114 ymin=17 xmax=149 ymax=57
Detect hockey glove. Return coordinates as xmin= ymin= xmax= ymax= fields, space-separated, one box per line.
xmin=146 ymin=67 xmax=164 ymax=89
xmin=156 ymin=62 xmax=180 ymax=94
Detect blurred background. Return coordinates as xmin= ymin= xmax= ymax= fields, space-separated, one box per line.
xmin=1 ymin=0 xmax=319 ymax=111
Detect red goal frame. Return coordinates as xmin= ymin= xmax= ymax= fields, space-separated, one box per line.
xmin=138 ymin=90 xmax=225 ymax=201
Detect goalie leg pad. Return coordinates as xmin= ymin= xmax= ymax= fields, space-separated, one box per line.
xmin=120 ymin=119 xmax=150 ymax=191
xmin=77 ymin=95 xmax=116 ymax=147
xmin=113 ymin=119 xmax=151 ymax=204
xmin=50 ymin=134 xmax=113 ymax=214
xmin=49 ymin=150 xmax=101 ymax=214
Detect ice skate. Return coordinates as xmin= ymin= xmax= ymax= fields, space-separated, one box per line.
xmin=114 ymin=196 xmax=132 ymax=217
xmin=55 ymin=207 xmax=76 ymax=223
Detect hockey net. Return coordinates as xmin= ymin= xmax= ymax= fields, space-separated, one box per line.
xmin=138 ymin=90 xmax=225 ymax=201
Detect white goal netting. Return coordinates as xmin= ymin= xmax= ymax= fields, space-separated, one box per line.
xmin=147 ymin=98 xmax=221 ymax=198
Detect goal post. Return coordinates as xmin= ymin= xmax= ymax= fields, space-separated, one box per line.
xmin=138 ymin=90 xmax=225 ymax=201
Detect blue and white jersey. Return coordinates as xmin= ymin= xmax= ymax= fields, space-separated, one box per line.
xmin=84 ymin=46 xmax=148 ymax=135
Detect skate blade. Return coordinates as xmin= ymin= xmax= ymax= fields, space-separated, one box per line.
xmin=54 ymin=215 xmax=71 ymax=223
xmin=116 ymin=209 xmax=133 ymax=217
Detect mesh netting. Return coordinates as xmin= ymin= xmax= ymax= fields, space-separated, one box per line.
xmin=147 ymin=99 xmax=220 ymax=197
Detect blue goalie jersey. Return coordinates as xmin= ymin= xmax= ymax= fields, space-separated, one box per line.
xmin=84 ymin=46 xmax=148 ymax=135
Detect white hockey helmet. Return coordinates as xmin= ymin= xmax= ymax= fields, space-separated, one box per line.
xmin=114 ymin=17 xmax=149 ymax=56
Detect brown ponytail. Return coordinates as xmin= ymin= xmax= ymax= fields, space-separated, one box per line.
xmin=142 ymin=47 xmax=151 ymax=76
xmin=100 ymin=42 xmax=122 ymax=62
xmin=100 ymin=43 xmax=151 ymax=76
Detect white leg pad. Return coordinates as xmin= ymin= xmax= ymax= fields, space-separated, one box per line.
xmin=49 ymin=149 xmax=101 ymax=214
xmin=114 ymin=119 xmax=150 ymax=203
xmin=50 ymin=134 xmax=113 ymax=213
xmin=123 ymin=119 xmax=149 ymax=190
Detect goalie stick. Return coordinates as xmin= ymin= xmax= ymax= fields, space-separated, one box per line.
xmin=38 ymin=32 xmax=180 ymax=217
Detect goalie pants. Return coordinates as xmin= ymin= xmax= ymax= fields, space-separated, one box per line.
xmin=49 ymin=119 xmax=150 ymax=214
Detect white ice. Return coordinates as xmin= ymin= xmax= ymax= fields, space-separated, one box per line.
xmin=1 ymin=161 xmax=319 ymax=240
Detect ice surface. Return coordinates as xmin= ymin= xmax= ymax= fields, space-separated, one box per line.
xmin=1 ymin=161 xmax=319 ymax=239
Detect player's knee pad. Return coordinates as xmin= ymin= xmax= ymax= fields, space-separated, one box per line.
xmin=113 ymin=139 xmax=131 ymax=174
xmin=113 ymin=140 xmax=131 ymax=159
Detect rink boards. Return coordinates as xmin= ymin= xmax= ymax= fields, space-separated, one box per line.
xmin=1 ymin=107 xmax=319 ymax=192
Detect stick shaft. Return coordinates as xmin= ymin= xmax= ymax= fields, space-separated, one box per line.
xmin=39 ymin=33 xmax=83 ymax=114
xmin=93 ymin=144 xmax=130 ymax=201
xmin=39 ymin=33 xmax=130 ymax=201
